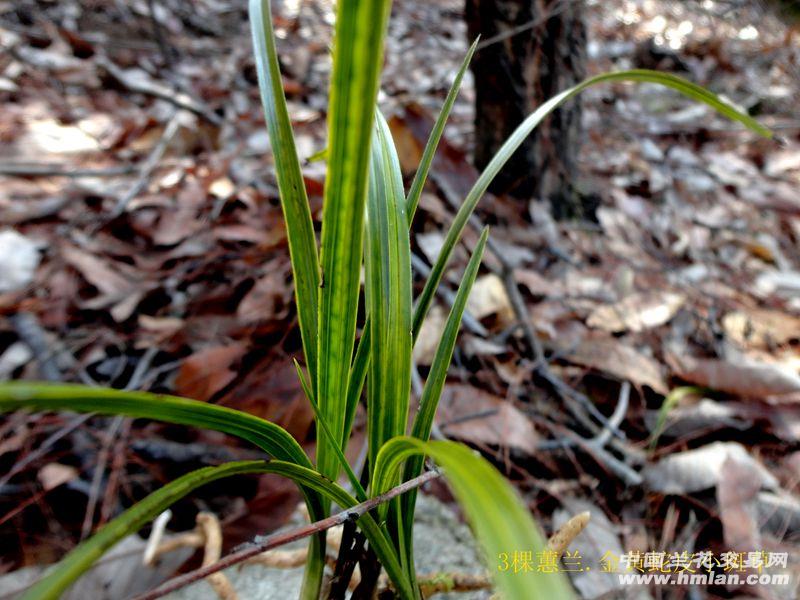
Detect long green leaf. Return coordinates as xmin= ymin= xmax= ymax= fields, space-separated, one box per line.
xmin=343 ymin=39 xmax=477 ymax=450
xmin=21 ymin=459 xmax=414 ymax=600
xmin=0 ymin=383 xmax=311 ymax=466
xmin=315 ymin=0 xmax=392 ymax=484
xmin=373 ymin=438 xmax=574 ymax=600
xmin=407 ymin=228 xmax=488 ymax=453
xmin=249 ymin=4 xmax=325 ymax=589
xmin=20 ymin=461 xmax=277 ymax=600
xmin=253 ymin=461 xmax=415 ymax=600
xmin=293 ymin=359 xmax=367 ymax=501
xmin=399 ymin=227 xmax=488 ymax=575
xmin=365 ymin=111 xmax=413 ymax=478
xmin=343 ymin=322 xmax=370 ymax=451
xmin=648 ymin=386 xmax=704 ymax=451
xmin=406 ymin=37 xmax=478 ymax=222
xmin=412 ymin=69 xmax=773 ymax=339
xmin=0 ymin=382 xmax=329 ymax=600
xmin=365 ymin=109 xmax=415 ymax=587
xmin=250 ymin=0 xmax=320 ymax=386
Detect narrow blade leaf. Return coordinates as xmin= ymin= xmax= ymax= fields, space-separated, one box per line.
xmin=400 ymin=227 xmax=488 ymax=564
xmin=22 ymin=459 xmax=414 ymax=600
xmin=346 ymin=32 xmax=480 ymax=440
xmin=343 ymin=322 xmax=370 ymax=451
xmin=293 ymin=359 xmax=367 ymax=501
xmin=0 ymin=381 xmax=331 ymax=599
xmin=316 ymin=0 xmax=392 ymax=483
xmin=365 ymin=110 xmax=413 ymax=478
xmin=250 ymin=0 xmax=320 ymax=384
xmin=412 ymin=69 xmax=773 ymax=339
xmin=20 ymin=461 xmax=278 ymax=600
xmin=406 ymin=37 xmax=479 ymax=222
xmin=408 ymin=227 xmax=488 ymax=450
xmin=373 ymin=438 xmax=574 ymax=600
xmin=249 ymin=5 xmax=325 ymax=589
xmin=0 ymin=382 xmax=311 ymax=466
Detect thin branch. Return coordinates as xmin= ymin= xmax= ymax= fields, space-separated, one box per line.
xmin=411 ymin=253 xmax=487 ymax=337
xmin=539 ymin=421 xmax=643 ymax=486
xmin=10 ymin=312 xmax=62 ymax=382
xmin=0 ymin=413 xmax=93 ymax=491
xmin=146 ymin=0 xmax=176 ymax=68
xmin=97 ymin=56 xmax=222 ymax=125
xmin=428 ymin=160 xmax=645 ymax=474
xmin=0 ymin=163 xmax=136 ymax=178
xmin=109 ymin=110 xmax=183 ymax=218
xmin=129 ymin=470 xmax=440 ymax=600
xmin=587 ymin=381 xmax=629 ymax=450
xmin=81 ymin=415 xmax=125 ymax=539
xmin=475 ymin=0 xmax=572 ymax=51
xmin=465 ymin=211 xmax=626 ymax=440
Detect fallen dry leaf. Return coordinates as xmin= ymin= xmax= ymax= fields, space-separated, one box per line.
xmin=214 ymin=224 xmax=279 ymax=246
xmin=137 ymin=315 xmax=185 ymax=347
xmin=667 ymin=352 xmax=800 ymax=399
xmin=0 ymin=196 xmax=68 ymax=224
xmin=754 ymin=270 xmax=800 ymax=298
xmin=2 ymin=535 xmax=193 ymax=600
xmin=0 ymin=342 xmax=32 ymax=379
xmin=174 ymin=343 xmax=247 ymax=401
xmin=151 ymin=181 xmax=206 ymax=246
xmin=413 ymin=304 xmax=447 ymax=365
xmin=645 ymin=442 xmax=778 ymax=494
xmin=219 ymin=358 xmax=314 ymax=441
xmin=565 ymin=335 xmax=668 ymax=393
xmin=466 ymin=274 xmax=514 ymax=324
xmin=717 ymin=456 xmax=762 ymax=550
xmin=513 ymin=269 xmax=563 ymax=297
xmin=209 ymin=177 xmax=236 ymax=200
xmin=436 ymin=384 xmax=539 ymax=455
xmin=757 ymin=490 xmax=800 ymax=539
xmin=61 ymin=244 xmax=135 ymax=298
xmin=765 ymin=146 xmax=800 ymax=179
xmin=722 ymin=308 xmax=800 ymax=348
xmin=61 ymin=242 xmax=149 ymax=321
xmin=415 ymin=231 xmax=446 ymax=265
xmin=646 ymin=397 xmax=749 ymax=439
xmin=237 ymin=262 xmax=292 ymax=323
xmin=15 ymin=116 xmax=108 ymax=157
xmin=586 ymin=291 xmax=685 ymax=333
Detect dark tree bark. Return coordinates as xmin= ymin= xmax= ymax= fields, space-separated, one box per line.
xmin=466 ymin=0 xmax=588 ymax=217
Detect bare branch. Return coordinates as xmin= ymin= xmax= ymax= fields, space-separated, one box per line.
xmin=130 ymin=469 xmax=440 ymax=600
xmin=109 ymin=110 xmax=184 ymax=219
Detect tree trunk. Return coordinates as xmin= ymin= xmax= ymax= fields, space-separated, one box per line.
xmin=466 ymin=0 xmax=588 ymax=218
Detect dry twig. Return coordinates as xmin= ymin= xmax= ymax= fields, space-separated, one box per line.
xmin=130 ymin=469 xmax=440 ymax=600
xmin=97 ymin=56 xmax=221 ymax=125
xmin=109 ymin=110 xmax=184 ymax=218
xmin=0 ymin=163 xmax=136 ymax=178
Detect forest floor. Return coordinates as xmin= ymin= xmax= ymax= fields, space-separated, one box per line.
xmin=1 ymin=0 xmax=800 ymax=598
